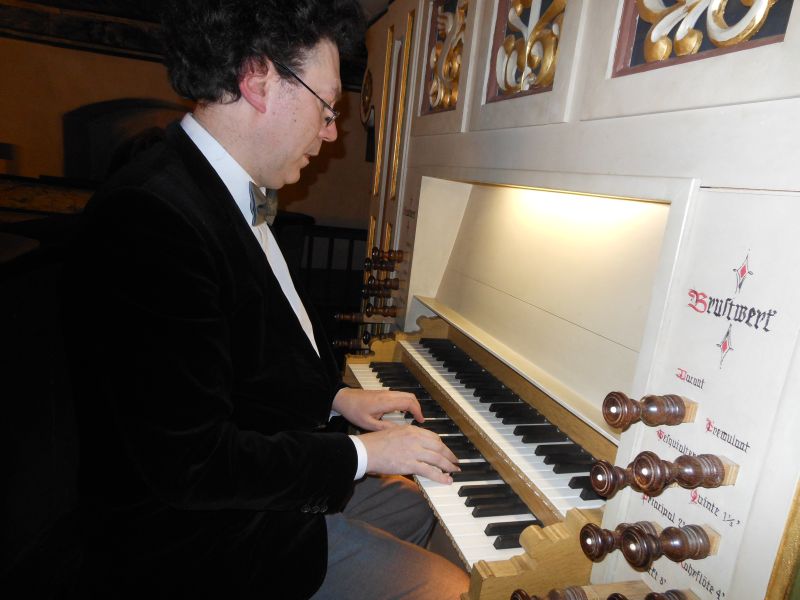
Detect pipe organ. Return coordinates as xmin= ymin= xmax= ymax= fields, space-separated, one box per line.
xmin=345 ymin=1 xmax=800 ymax=599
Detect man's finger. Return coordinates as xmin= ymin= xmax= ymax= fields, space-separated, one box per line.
xmin=417 ymin=462 xmax=454 ymax=485
xmin=418 ymin=449 xmax=460 ymax=474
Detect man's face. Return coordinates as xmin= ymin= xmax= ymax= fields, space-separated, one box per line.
xmin=260 ymin=39 xmax=341 ymax=189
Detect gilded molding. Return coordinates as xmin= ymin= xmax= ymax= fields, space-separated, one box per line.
xmin=390 ymin=12 xmax=414 ymax=202
xmin=495 ymin=0 xmax=567 ymax=94
xmin=636 ymin=0 xmax=780 ymax=63
xmin=372 ymin=26 xmax=394 ymax=197
xmin=427 ymin=0 xmax=468 ymax=111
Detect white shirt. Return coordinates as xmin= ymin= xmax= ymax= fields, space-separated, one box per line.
xmin=180 ymin=113 xmax=367 ymax=479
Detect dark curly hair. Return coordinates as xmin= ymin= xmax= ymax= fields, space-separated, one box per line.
xmin=161 ymin=0 xmax=365 ymax=103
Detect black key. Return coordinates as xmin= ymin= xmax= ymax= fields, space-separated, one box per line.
xmin=457 ymin=462 xmax=496 ymax=474
xmin=417 ymin=399 xmax=440 ymax=408
xmin=452 ymin=463 xmax=498 ymax=482
xmin=488 ymin=402 xmax=524 ymax=412
xmin=457 ymin=483 xmax=512 ymax=497
xmin=502 ymin=414 xmax=547 ymax=425
xmin=543 ymin=453 xmax=594 ymax=466
xmin=569 ymin=475 xmax=603 ymax=500
xmin=484 ymin=520 xmax=542 ymax=536
xmin=553 ymin=461 xmax=593 ymax=474
xmin=513 ymin=424 xmax=560 ymax=437
xmin=453 ymin=367 xmax=492 ymax=382
xmin=413 ymin=420 xmax=460 ymax=434
xmin=441 ymin=437 xmax=482 ymax=459
xmin=420 ymin=338 xmax=457 ymax=348
xmin=441 ymin=435 xmax=470 ymax=446
xmin=407 ymin=407 xmax=447 ymax=419
xmin=370 ymin=362 xmax=410 ymax=370
xmin=493 ymin=405 xmax=539 ymax=417
xmin=568 ymin=476 xmax=591 ymax=489
xmin=462 ymin=382 xmax=508 ymax=392
xmin=451 ymin=446 xmax=482 ymax=460
xmin=521 ymin=429 xmax=570 ymax=444
xmin=372 ymin=371 xmax=414 ymax=379
xmin=465 ymin=494 xmax=517 ymax=508
xmin=455 ymin=373 xmax=492 ymax=383
xmin=493 ymin=535 xmax=523 ymax=550
xmin=476 ymin=393 xmax=522 ymax=404
xmin=580 ymin=487 xmax=603 ymax=501
xmin=375 ymin=372 xmax=416 ymax=379
xmin=471 ymin=502 xmax=530 ymax=518
xmin=534 ymin=443 xmax=584 ymax=457
xmin=388 ymin=386 xmax=425 ymax=394
xmin=472 ymin=385 xmax=512 ymax=396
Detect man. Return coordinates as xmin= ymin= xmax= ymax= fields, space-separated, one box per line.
xmin=64 ymin=0 xmax=469 ymax=598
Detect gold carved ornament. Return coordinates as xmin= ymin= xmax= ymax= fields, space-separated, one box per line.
xmin=635 ymin=0 xmax=780 ymax=63
xmin=495 ymin=0 xmax=567 ymax=94
xmin=428 ymin=0 xmax=468 ymax=111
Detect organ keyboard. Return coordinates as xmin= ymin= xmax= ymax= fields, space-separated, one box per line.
xmin=345 ymin=320 xmax=616 ymax=598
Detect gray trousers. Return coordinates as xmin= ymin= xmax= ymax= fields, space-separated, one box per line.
xmin=311 ymin=475 xmax=469 ymax=600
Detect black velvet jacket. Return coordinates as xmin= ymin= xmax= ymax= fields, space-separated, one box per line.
xmin=64 ymin=123 xmax=357 ymax=599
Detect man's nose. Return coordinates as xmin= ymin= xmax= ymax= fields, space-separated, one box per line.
xmin=321 ymin=119 xmax=338 ymax=142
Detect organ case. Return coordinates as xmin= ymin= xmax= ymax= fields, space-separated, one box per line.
xmin=353 ymin=1 xmax=800 ymax=598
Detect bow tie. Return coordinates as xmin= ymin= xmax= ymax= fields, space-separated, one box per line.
xmin=249 ymin=182 xmax=278 ymax=226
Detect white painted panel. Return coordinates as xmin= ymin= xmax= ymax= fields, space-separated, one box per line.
xmin=405 ymin=176 xmax=473 ymax=328
xmin=431 ymin=183 xmax=670 ymax=425
xmin=598 ymin=188 xmax=800 ymax=599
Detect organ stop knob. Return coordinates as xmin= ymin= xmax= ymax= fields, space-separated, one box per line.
xmin=621 ymin=523 xmax=718 ymax=571
xmin=602 ymin=392 xmax=696 ymax=430
xmin=590 ymin=451 xmax=736 ymax=498
xmin=580 ymin=522 xmax=658 ymax=562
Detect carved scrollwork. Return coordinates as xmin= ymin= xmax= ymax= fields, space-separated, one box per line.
xmin=495 ymin=0 xmax=567 ymax=94
xmin=428 ymin=0 xmax=469 ymax=111
xmin=636 ymin=0 xmax=780 ymax=63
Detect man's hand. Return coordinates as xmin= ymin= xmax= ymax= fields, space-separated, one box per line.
xmin=359 ymin=425 xmax=460 ymax=484
xmin=332 ymin=387 xmax=424 ymax=432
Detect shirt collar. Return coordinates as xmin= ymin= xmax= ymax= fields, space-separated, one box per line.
xmin=180 ymin=113 xmax=261 ymax=224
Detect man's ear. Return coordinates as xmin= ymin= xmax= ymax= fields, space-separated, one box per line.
xmin=239 ymin=63 xmax=274 ymax=113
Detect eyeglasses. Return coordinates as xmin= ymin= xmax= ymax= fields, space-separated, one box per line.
xmin=273 ymin=59 xmax=340 ymax=127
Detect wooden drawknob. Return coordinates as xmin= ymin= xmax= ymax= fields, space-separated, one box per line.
xmin=590 ymin=460 xmax=632 ymax=498
xmin=580 ymin=522 xmax=621 ymax=562
xmin=603 ymin=391 xmax=690 ymax=430
xmin=548 ymin=588 xmax=588 ymax=600
xmin=364 ymin=304 xmax=397 ymax=318
xmin=620 ymin=526 xmax=662 ymax=571
xmin=606 ymin=595 xmax=629 ymax=600
xmin=370 ymin=247 xmax=404 ymax=263
xmin=361 ymin=287 xmax=391 ymax=298
xmin=621 ymin=524 xmax=712 ymax=571
xmin=645 ymin=592 xmax=691 ymax=600
xmin=366 ymin=275 xmax=400 ymax=290
xmin=510 ymin=591 xmax=533 ymax=600
xmin=579 ymin=522 xmax=655 ymax=562
xmin=334 ymin=312 xmax=362 ymax=322
xmin=632 ymin=451 xmax=725 ymax=495
xmin=592 ymin=451 xmax=730 ymax=498
xmin=660 ymin=525 xmax=712 ymax=562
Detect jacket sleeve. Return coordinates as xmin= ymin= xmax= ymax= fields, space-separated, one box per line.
xmin=75 ymin=188 xmax=357 ymax=512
